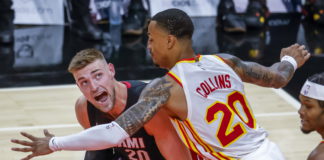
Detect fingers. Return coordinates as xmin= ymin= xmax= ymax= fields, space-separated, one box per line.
xmin=11 ymin=139 xmax=33 ymax=146
xmin=21 ymin=154 xmax=35 ymax=160
xmin=11 ymin=147 xmax=33 ymax=152
xmin=302 ymin=50 xmax=309 ymax=56
xmin=304 ymin=52 xmax=311 ymax=60
xmin=298 ymin=45 xmax=311 ymax=58
xmin=290 ymin=43 xmax=299 ymax=48
xmin=298 ymin=45 xmax=306 ymax=50
xmin=43 ymin=129 xmax=54 ymax=137
xmin=20 ymin=132 xmax=37 ymax=141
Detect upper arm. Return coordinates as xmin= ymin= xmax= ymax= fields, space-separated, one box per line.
xmin=75 ymin=96 xmax=91 ymax=129
xmin=144 ymin=109 xmax=192 ymax=160
xmin=218 ymin=53 xmax=295 ymax=88
xmin=115 ymin=76 xmax=174 ymax=136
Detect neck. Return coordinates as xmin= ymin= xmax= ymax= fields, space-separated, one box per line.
xmin=107 ymin=81 xmax=127 ymax=119
xmin=167 ymin=41 xmax=195 ymax=70
xmin=318 ymin=129 xmax=324 ymax=140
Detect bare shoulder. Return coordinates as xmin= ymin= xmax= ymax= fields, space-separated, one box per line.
xmin=75 ymin=96 xmax=87 ymax=112
xmin=216 ymin=53 xmax=239 ymax=67
xmin=164 ymin=74 xmax=188 ymax=120
xmin=75 ymin=96 xmax=90 ymax=129
xmin=215 ymin=53 xmax=248 ymax=76
xmin=308 ymin=144 xmax=324 ymax=160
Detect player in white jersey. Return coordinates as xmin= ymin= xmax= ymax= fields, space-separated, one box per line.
xmin=12 ymin=9 xmax=310 ymax=160
xmin=168 ymin=55 xmax=269 ymax=159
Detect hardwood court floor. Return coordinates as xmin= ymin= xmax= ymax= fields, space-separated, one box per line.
xmin=0 ymin=83 xmax=320 ymax=160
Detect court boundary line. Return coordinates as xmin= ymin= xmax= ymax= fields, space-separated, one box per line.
xmin=0 ymin=80 xmax=151 ymax=92
xmin=271 ymin=88 xmax=300 ymax=110
xmin=0 ymin=124 xmax=80 ymax=132
xmin=0 ymin=84 xmax=300 ymax=132
xmin=0 ymin=84 xmax=77 ymax=92
xmin=0 ymin=111 xmax=297 ymax=132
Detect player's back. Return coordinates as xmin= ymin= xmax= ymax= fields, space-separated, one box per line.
xmin=168 ymin=55 xmax=267 ymax=159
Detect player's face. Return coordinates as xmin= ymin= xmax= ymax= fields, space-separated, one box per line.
xmin=73 ymin=59 xmax=116 ymax=113
xmin=298 ymin=95 xmax=324 ymax=134
xmin=147 ymin=21 xmax=172 ymax=69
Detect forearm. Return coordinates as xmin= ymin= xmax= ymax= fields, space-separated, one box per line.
xmin=220 ymin=44 xmax=308 ymax=88
xmin=268 ymin=61 xmax=295 ymax=87
xmin=241 ymin=61 xmax=295 ymax=88
xmin=49 ymin=122 xmax=129 ymax=151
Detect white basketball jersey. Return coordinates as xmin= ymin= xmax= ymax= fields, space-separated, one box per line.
xmin=167 ymin=55 xmax=267 ymax=159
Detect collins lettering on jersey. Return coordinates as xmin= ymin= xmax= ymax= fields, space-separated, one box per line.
xmin=196 ymin=74 xmax=232 ymax=98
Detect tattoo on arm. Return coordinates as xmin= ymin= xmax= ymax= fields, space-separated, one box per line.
xmin=242 ymin=61 xmax=294 ymax=87
xmin=115 ymin=77 xmax=173 ymax=135
xmin=222 ymin=54 xmax=295 ymax=88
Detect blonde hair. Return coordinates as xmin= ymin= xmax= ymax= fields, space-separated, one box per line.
xmin=68 ymin=48 xmax=106 ymax=73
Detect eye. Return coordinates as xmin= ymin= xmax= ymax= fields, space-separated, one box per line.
xmin=304 ymin=104 xmax=312 ymax=109
xmin=80 ymin=81 xmax=88 ymax=86
xmin=96 ymin=73 xmax=102 ymax=79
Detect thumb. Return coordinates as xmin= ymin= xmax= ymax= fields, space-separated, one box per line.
xmin=43 ymin=129 xmax=54 ymax=137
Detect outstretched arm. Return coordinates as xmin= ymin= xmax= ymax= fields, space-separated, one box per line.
xmin=219 ymin=44 xmax=310 ymax=88
xmin=11 ymin=76 xmax=174 ymax=160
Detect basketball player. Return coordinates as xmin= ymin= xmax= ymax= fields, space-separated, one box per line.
xmin=299 ymin=72 xmax=324 ymax=160
xmin=17 ymin=48 xmax=192 ymax=160
xmin=11 ymin=8 xmax=311 ymax=160
xmin=72 ymin=49 xmax=193 ymax=160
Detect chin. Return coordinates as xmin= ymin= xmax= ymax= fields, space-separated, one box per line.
xmin=100 ymin=105 xmax=113 ymax=113
xmin=153 ymin=63 xmax=160 ymax=68
xmin=300 ymin=127 xmax=313 ymax=134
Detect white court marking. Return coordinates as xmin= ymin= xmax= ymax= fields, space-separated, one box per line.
xmin=271 ymin=88 xmax=300 ymax=110
xmin=0 ymin=80 xmax=151 ymax=92
xmin=0 ymin=84 xmax=299 ymax=132
xmin=0 ymin=112 xmax=297 ymax=132
xmin=0 ymin=124 xmax=80 ymax=132
xmin=0 ymin=84 xmax=77 ymax=92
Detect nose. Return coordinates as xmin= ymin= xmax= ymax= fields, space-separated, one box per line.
xmin=298 ymin=105 xmax=305 ymax=116
xmin=89 ymin=80 xmax=98 ymax=92
xmin=147 ymin=47 xmax=152 ymax=56
xmin=147 ymin=41 xmax=151 ymax=50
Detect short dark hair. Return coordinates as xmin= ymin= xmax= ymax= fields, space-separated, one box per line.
xmin=308 ymin=72 xmax=324 ymax=108
xmin=151 ymin=8 xmax=194 ymax=39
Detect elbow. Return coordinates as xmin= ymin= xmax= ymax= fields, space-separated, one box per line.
xmin=271 ymin=75 xmax=289 ymax=88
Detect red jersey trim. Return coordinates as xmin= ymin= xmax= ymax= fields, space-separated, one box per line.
xmin=121 ymin=81 xmax=132 ymax=88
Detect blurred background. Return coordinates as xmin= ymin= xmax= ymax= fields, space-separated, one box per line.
xmin=0 ymin=0 xmax=323 ymax=100
xmin=1 ymin=1 xmax=324 ymax=159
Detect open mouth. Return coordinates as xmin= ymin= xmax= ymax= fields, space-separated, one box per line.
xmin=94 ymin=92 xmax=108 ymax=103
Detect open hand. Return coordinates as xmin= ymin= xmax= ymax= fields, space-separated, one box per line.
xmin=11 ymin=129 xmax=54 ymax=160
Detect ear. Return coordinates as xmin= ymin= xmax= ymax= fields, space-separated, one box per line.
xmin=167 ymin=35 xmax=176 ymax=49
xmin=107 ymin=63 xmax=116 ymax=77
